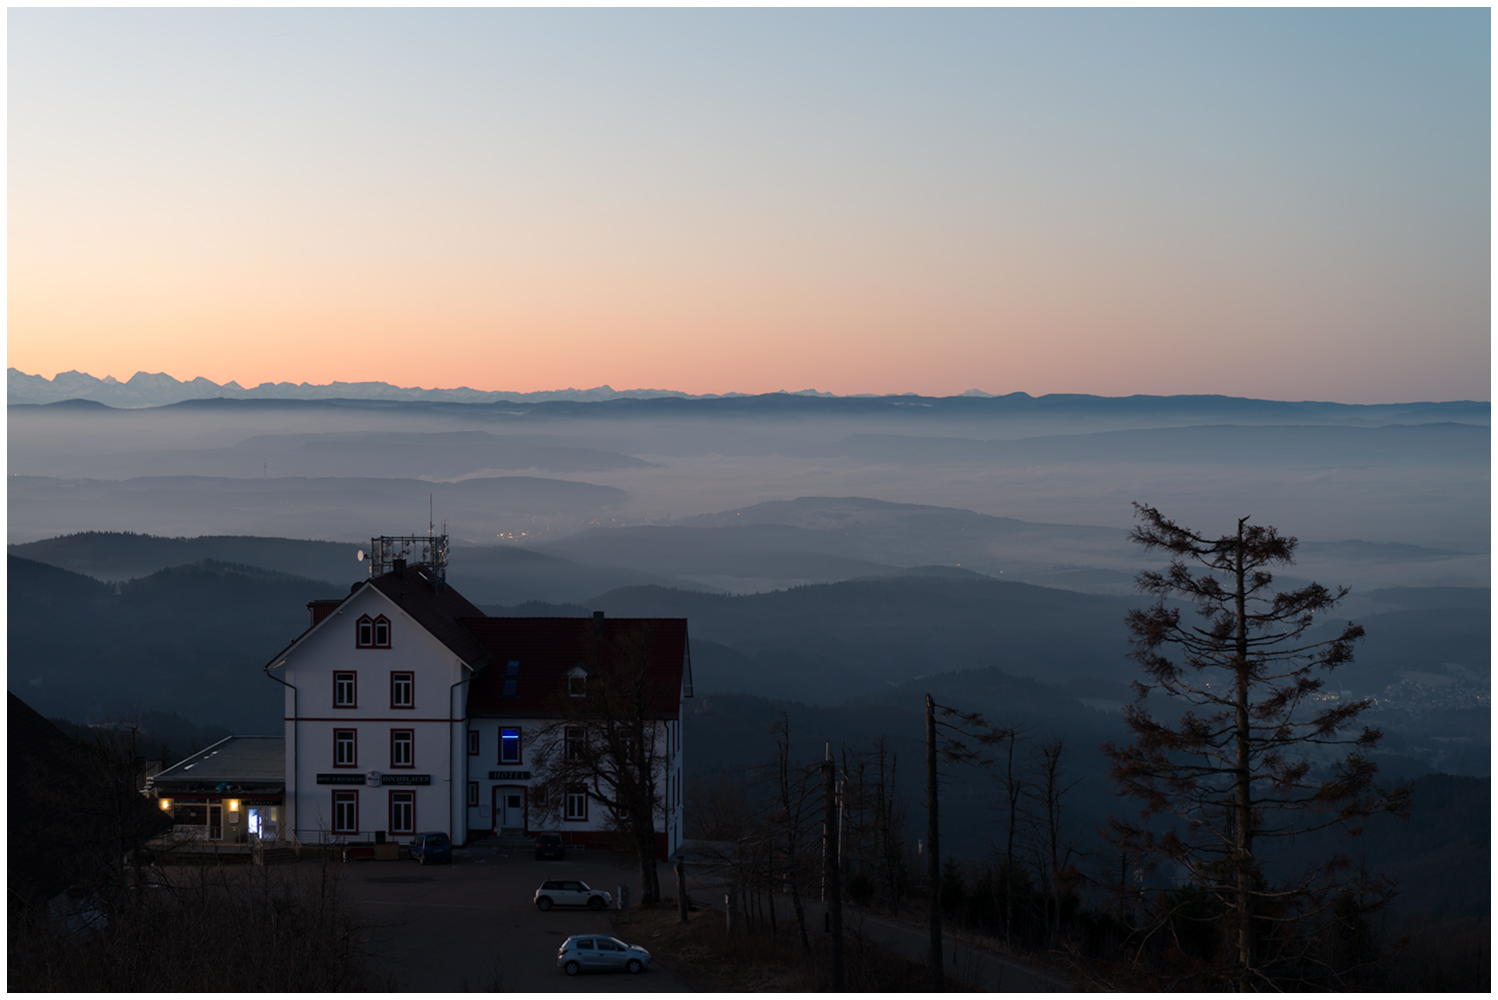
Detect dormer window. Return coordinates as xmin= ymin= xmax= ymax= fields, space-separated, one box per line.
xmin=356 ymin=614 xmax=391 ymax=649
xmin=567 ymin=663 xmax=589 ymax=698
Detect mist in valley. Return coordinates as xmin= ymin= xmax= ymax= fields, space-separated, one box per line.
xmin=8 ymin=390 xmax=1490 ymax=898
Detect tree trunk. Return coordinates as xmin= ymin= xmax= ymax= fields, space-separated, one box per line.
xmin=824 ymin=759 xmax=844 ymax=991
xmin=926 ymin=693 xmax=943 ymax=990
xmin=1234 ymin=517 xmax=1254 ymax=986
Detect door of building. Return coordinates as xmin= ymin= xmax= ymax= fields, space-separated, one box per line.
xmin=492 ymin=787 xmax=525 ymax=832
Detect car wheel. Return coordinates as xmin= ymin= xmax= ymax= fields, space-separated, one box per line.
xmin=589 ymin=896 xmax=605 ymax=911
xmin=564 ymin=961 xmax=580 ymax=977
xmin=626 ymin=959 xmax=643 ymax=974
xmin=537 ymin=897 xmax=553 ymax=911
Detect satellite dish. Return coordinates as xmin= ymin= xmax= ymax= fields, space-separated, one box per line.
xmin=356 ymin=549 xmax=365 ymax=562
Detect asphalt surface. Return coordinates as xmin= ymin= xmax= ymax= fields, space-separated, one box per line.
xmin=277 ymin=841 xmax=1065 ymax=991
xmin=331 ymin=842 xmax=691 ymax=992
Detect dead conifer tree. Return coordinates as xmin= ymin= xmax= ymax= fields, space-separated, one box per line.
xmin=1104 ymin=504 xmax=1409 ymax=989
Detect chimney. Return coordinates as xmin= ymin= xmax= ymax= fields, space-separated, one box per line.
xmin=393 ymin=557 xmax=407 ymax=579
xmin=593 ymin=610 xmax=604 ymax=621
xmin=307 ymin=599 xmax=342 ymax=627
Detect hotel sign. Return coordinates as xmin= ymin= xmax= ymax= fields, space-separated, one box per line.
xmin=489 ymin=770 xmax=532 ymax=781
xmin=315 ymin=773 xmax=431 ymax=786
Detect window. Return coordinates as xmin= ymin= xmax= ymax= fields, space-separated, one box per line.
xmin=356 ymin=614 xmax=391 ymax=649
xmin=564 ymin=727 xmax=585 ymax=762
xmin=391 ymin=729 xmax=413 ymax=768
xmin=389 ymin=791 xmax=414 ymax=835
xmin=500 ymin=727 xmax=521 ymax=765
xmin=565 ymin=785 xmax=588 ymax=821
xmin=467 ymin=781 xmax=479 ymax=807
xmin=391 ymin=672 xmax=413 ymax=709
xmin=334 ymin=672 xmax=356 ymax=708
xmin=333 ymin=790 xmax=358 ymax=834
xmin=568 ymin=670 xmax=586 ymax=697
xmin=501 ymin=659 xmax=519 ymax=698
xmin=534 ymin=785 xmax=547 ymax=808
xmin=468 ymin=730 xmax=480 ymax=756
xmin=334 ymin=729 xmax=357 ymax=767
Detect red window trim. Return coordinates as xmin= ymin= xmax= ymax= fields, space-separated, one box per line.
xmin=355 ymin=614 xmax=392 ymax=649
xmin=388 ymin=790 xmax=415 ymax=836
xmin=390 ymin=671 xmax=414 ymax=709
xmin=564 ymin=784 xmax=589 ymax=823
xmin=334 ymin=671 xmax=357 ymax=709
xmin=333 ymin=728 xmax=358 ymax=768
xmin=498 ymin=726 xmax=523 ymax=766
xmin=467 ymin=730 xmax=480 ymax=756
xmin=390 ymin=729 xmax=415 ymax=769
xmin=332 ymin=789 xmax=359 ymax=835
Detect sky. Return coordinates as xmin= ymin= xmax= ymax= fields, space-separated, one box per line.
xmin=8 ymin=8 xmax=1491 ymax=403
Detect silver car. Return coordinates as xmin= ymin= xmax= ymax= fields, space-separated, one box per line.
xmin=557 ymin=934 xmax=651 ymax=975
xmin=534 ymin=879 xmax=612 ymax=911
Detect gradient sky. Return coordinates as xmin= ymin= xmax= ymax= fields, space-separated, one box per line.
xmin=9 ymin=9 xmax=1490 ymax=402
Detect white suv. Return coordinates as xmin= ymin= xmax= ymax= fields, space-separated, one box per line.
xmin=534 ymin=879 xmax=612 ymax=911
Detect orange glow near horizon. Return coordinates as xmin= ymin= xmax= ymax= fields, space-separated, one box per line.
xmin=7 ymin=9 xmax=1489 ymax=404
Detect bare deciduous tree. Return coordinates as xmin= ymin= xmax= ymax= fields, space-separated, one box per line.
xmin=530 ymin=622 xmax=672 ymax=904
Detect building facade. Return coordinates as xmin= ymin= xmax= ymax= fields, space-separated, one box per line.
xmin=265 ymin=551 xmax=690 ymax=857
xmin=147 ymin=735 xmax=285 ymax=845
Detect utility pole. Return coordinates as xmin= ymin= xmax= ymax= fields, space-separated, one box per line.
xmin=926 ymin=693 xmax=943 ymax=990
xmin=823 ymin=758 xmax=844 ymax=991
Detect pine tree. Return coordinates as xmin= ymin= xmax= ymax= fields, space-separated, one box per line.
xmin=1104 ymin=504 xmax=1408 ymax=989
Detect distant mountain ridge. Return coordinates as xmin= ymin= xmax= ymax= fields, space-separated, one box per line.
xmin=7 ymin=367 xmax=1488 ymax=421
xmin=6 ymin=367 xmax=847 ymax=408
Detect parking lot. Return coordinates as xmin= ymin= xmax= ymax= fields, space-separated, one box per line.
xmin=332 ymin=841 xmax=691 ymax=991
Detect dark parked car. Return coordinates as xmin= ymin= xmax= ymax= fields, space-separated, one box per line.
xmin=535 ymin=832 xmax=565 ymax=860
xmin=410 ymin=831 xmax=451 ymax=865
xmin=557 ymin=935 xmax=651 ymax=975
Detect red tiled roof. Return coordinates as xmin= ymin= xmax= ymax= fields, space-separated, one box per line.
xmin=463 ymin=616 xmax=688 ymax=719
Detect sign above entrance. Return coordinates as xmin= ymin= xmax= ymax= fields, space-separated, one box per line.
xmin=382 ymin=773 xmax=431 ymax=785
xmin=316 ymin=773 xmax=365 ymax=785
xmin=489 ymin=770 xmax=532 ymax=781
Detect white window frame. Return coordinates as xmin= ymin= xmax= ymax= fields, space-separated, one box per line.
xmin=334 ymin=729 xmax=357 ymax=767
xmin=333 ymin=790 xmax=358 ymax=834
xmin=389 ymin=791 xmax=414 ymax=835
xmin=391 ymin=671 xmax=414 ymax=709
xmin=391 ymin=729 xmax=413 ymax=768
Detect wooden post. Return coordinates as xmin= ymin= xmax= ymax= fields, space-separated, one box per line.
xmin=927 ymin=693 xmax=943 ymax=990
xmin=824 ymin=759 xmax=844 ymax=991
